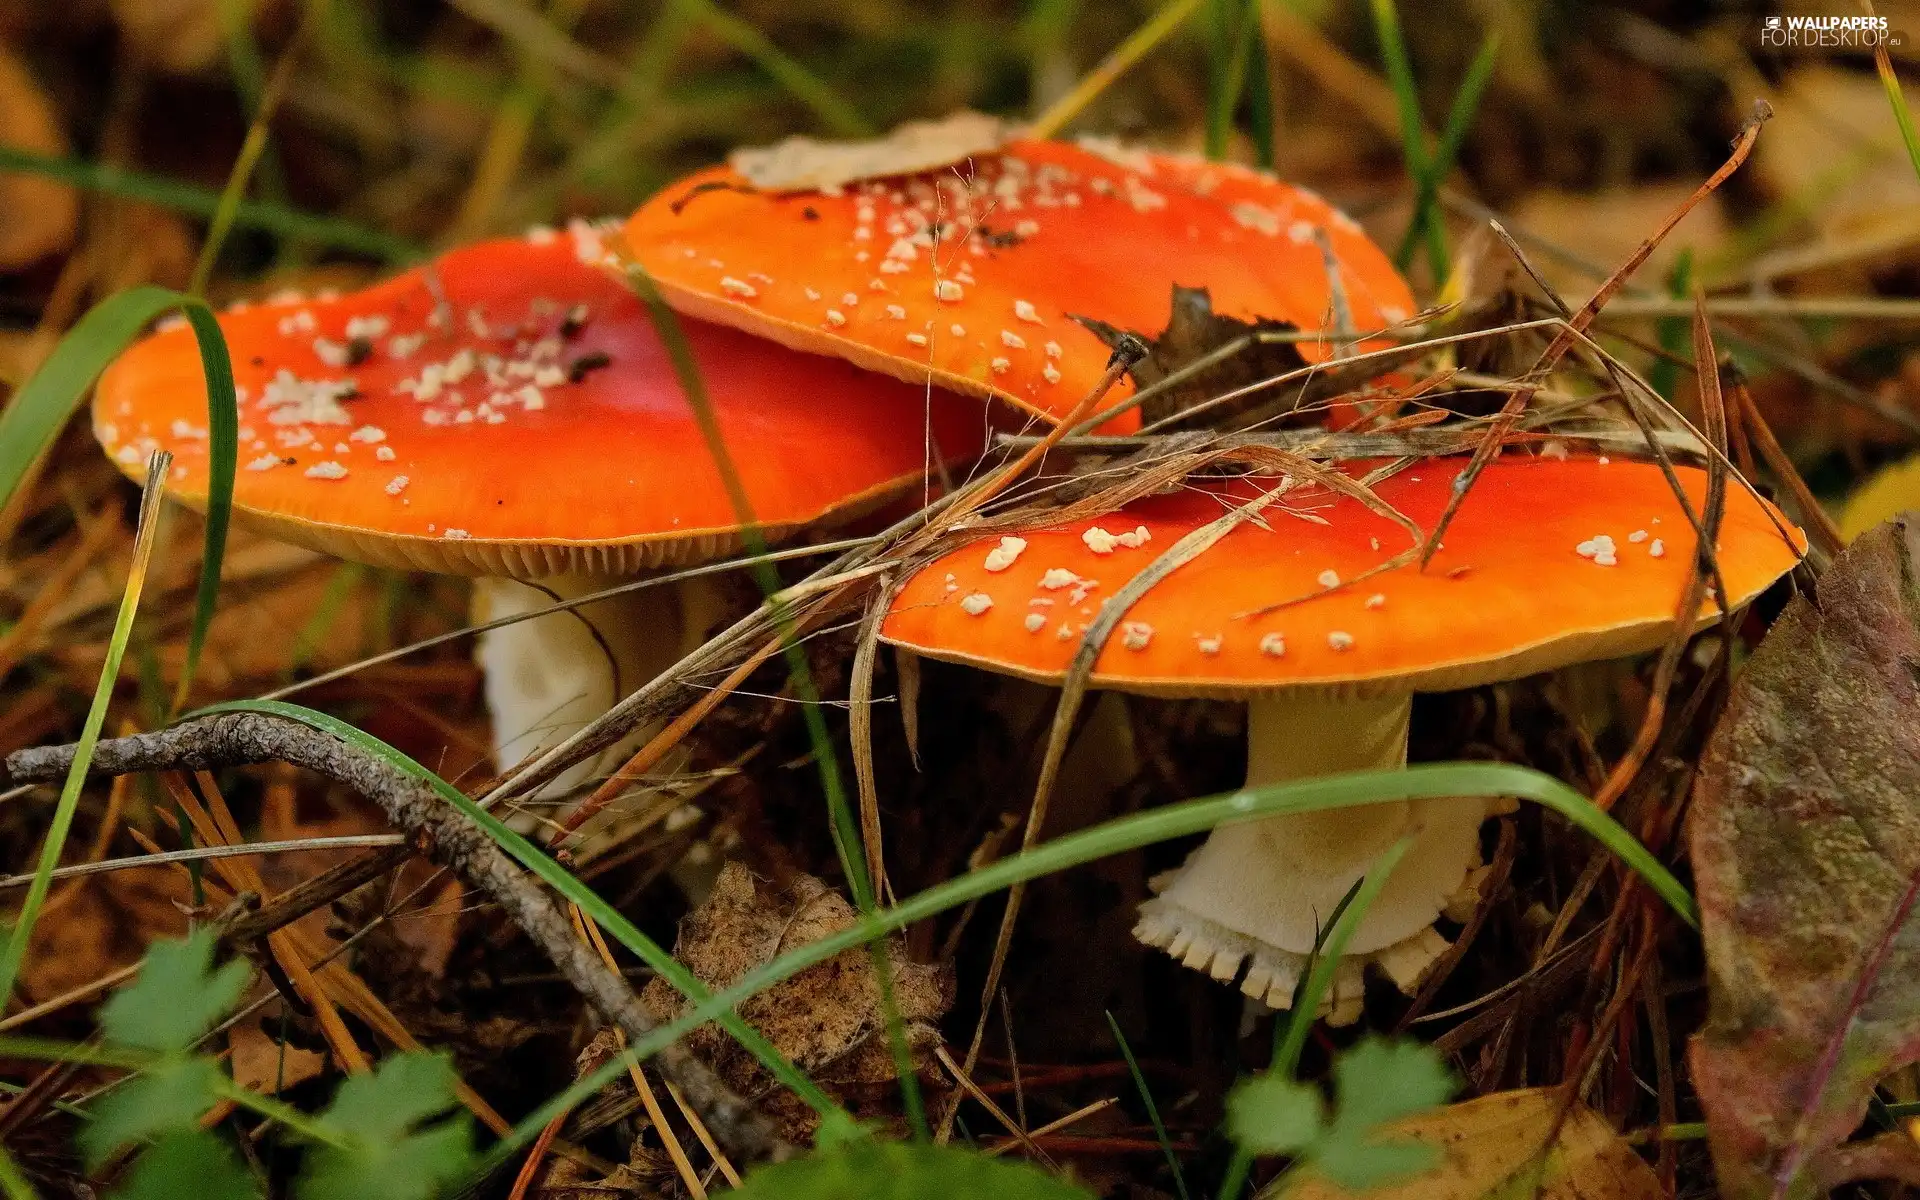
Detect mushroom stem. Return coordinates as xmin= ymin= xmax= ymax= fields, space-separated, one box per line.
xmin=474 ymin=573 xmax=702 ymax=805
xmin=1134 ymin=691 xmax=1489 ymax=1022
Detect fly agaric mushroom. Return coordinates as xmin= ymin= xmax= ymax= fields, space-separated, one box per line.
xmin=880 ymin=456 xmax=1804 ymax=1021
xmin=95 ymin=223 xmax=990 ymax=794
xmin=621 ymin=137 xmax=1414 ymax=432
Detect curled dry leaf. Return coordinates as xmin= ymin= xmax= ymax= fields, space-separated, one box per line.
xmin=1275 ymin=1088 xmax=1660 ymax=1200
xmin=0 ymin=41 xmax=78 ymax=268
xmin=727 ymin=110 xmax=1009 ymax=192
xmin=642 ymin=863 xmax=952 ymax=1140
xmin=1073 ymin=285 xmax=1308 ymax=428
xmin=1690 ymin=515 xmax=1920 ymax=1198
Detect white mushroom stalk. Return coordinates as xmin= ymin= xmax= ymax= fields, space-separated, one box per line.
xmin=1133 ymin=691 xmax=1496 ymax=1025
xmin=474 ymin=573 xmax=723 ymax=813
xmin=877 ymin=459 xmax=1805 ymax=1026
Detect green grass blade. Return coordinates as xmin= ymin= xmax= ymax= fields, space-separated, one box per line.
xmin=671 ymin=0 xmax=870 ymax=136
xmin=1205 ymin=0 xmax=1264 ymax=162
xmin=0 ymin=148 xmax=420 ymax=263
xmin=612 ymin=255 xmax=928 ymax=1136
xmin=1369 ymin=0 xmax=1428 ymax=181
xmin=1029 ymin=0 xmax=1208 ymax=139
xmin=1203 ymin=0 xmax=1235 ymax=160
xmin=191 ymin=698 xmax=842 ymax=1122
xmin=1873 ymin=20 xmax=1920 ymax=187
xmin=189 ymin=16 xmax=304 ymax=299
xmin=0 ymin=287 xmax=181 ymax=506
xmin=1273 ymin=834 xmax=1414 ymax=1077
xmin=1649 ymin=247 xmax=1695 ymax=401
xmin=0 ymin=286 xmax=238 ymax=715
xmin=474 ymin=759 xmax=1690 ymax=1177
xmin=1394 ymin=29 xmax=1498 ymax=282
xmin=0 ymin=454 xmax=171 ymax=1005
xmin=172 ymin=305 xmax=239 ymax=715
xmin=1107 ymin=1011 xmax=1189 ymax=1200
xmin=0 ymin=1139 xmax=41 ymax=1200
xmin=0 ymin=1034 xmax=349 ymax=1149
xmin=1217 ymin=842 xmax=1404 ymax=1200
xmin=1246 ymin=16 xmax=1277 ymax=169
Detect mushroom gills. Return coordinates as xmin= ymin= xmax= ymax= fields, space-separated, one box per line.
xmin=474 ymin=573 xmax=718 ymax=822
xmin=1133 ymin=690 xmax=1496 ymax=1024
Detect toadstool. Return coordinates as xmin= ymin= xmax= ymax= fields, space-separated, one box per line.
xmin=880 ymin=456 xmax=1804 ymax=1021
xmin=621 ymin=137 xmax=1414 ymax=433
xmin=95 ymin=223 xmax=991 ymax=796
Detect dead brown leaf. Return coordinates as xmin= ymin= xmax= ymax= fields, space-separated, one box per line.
xmin=727 ymin=110 xmax=1008 ymax=192
xmin=0 ymin=41 xmax=78 ymax=268
xmin=1690 ymin=514 xmax=1920 ymax=1198
xmin=642 ymin=862 xmax=952 ymax=1140
xmin=1073 ymin=286 xmax=1309 ymax=428
xmin=228 ymin=1011 xmax=327 ymax=1094
xmin=1277 ymin=1088 xmax=1660 ymax=1200
xmin=1507 ymin=184 xmax=1727 ymax=295
xmin=21 ymin=867 xmax=191 ymax=1004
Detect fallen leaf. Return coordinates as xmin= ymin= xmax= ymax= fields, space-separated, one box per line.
xmin=642 ymin=862 xmax=952 ymax=1140
xmin=727 ymin=111 xmax=1009 ymax=192
xmin=1074 ymin=286 xmax=1308 ymax=427
xmin=1690 ymin=515 xmax=1920 ymax=1198
xmin=22 ymin=865 xmax=192 ymax=1004
xmin=1273 ymin=1088 xmax=1660 ymax=1200
xmin=1507 ymin=184 xmax=1726 ymax=297
xmin=228 ymin=1011 xmax=327 ymax=1094
xmin=1757 ymin=66 xmax=1920 ymax=245
xmin=0 ymin=41 xmax=78 ymax=268
xmin=1839 ymin=454 xmax=1920 ymax=542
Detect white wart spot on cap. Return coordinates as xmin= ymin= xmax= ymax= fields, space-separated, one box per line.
xmin=984 ymin=536 xmax=1028 ymax=572
xmin=1327 ymin=631 xmax=1355 ymax=651
xmin=1259 ymin=632 xmax=1286 ymax=657
xmin=959 ymin=592 xmax=994 ymax=616
xmin=1575 ymin=534 xmax=1618 ymax=566
xmin=1121 ymin=621 xmax=1153 ymax=651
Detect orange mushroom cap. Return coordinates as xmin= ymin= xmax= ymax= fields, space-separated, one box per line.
xmin=622 ymin=139 xmax=1415 ymax=433
xmin=881 ymin=456 xmax=1805 ymax=696
xmin=93 ymin=225 xmax=993 ymax=576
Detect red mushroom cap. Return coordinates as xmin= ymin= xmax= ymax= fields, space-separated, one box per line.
xmin=621 ymin=138 xmax=1414 ymax=432
xmin=93 ymin=226 xmax=992 ymax=576
xmin=881 ymin=457 xmax=1805 ymax=696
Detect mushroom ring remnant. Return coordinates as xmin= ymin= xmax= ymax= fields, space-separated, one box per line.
xmin=94 ymin=224 xmax=992 ymax=800
xmin=622 ymin=138 xmax=1414 ymax=432
xmin=880 ymin=456 xmax=1805 ymax=1021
